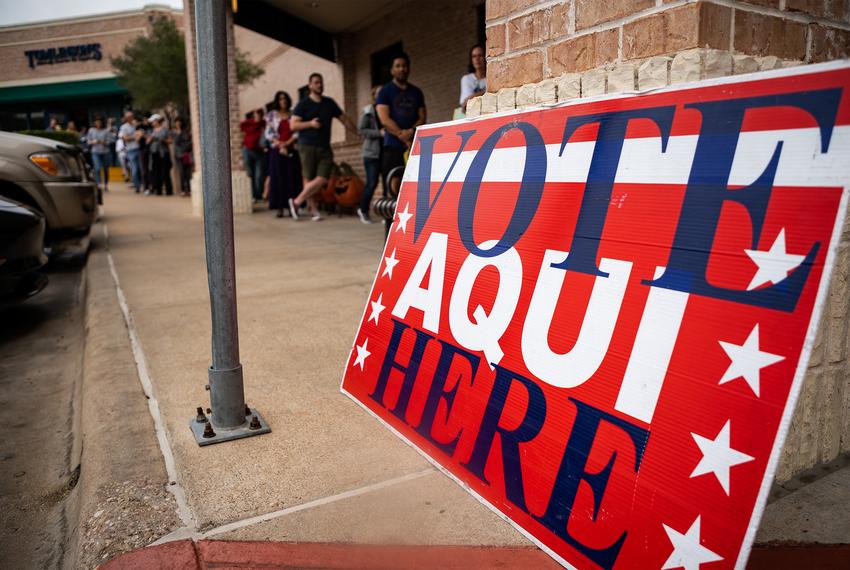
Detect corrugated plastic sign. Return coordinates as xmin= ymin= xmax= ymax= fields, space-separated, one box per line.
xmin=340 ymin=61 xmax=850 ymax=569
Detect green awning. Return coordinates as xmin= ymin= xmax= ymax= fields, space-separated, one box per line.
xmin=0 ymin=77 xmax=127 ymax=104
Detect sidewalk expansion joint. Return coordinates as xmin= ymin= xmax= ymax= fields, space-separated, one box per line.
xmin=200 ymin=468 xmax=437 ymax=539
xmin=102 ymin=221 xmax=196 ymax=532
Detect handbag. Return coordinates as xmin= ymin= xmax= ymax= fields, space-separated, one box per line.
xmin=181 ymin=151 xmax=193 ymax=166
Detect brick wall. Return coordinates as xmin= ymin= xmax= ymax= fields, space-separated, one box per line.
xmin=476 ymin=0 xmax=850 ymax=483
xmin=225 ymin=4 xmax=244 ymax=173
xmin=485 ymin=0 xmax=850 ymax=93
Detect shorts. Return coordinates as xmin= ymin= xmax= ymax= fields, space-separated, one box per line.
xmin=381 ymin=145 xmax=406 ymax=188
xmin=298 ymin=144 xmax=334 ymax=180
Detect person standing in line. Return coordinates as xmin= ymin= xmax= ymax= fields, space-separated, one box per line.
xmin=357 ymin=85 xmax=384 ymax=224
xmin=107 ymin=117 xmax=119 ymax=167
xmin=80 ymin=122 xmax=92 ymax=167
xmin=116 ymin=135 xmax=129 ymax=181
xmin=289 ymin=72 xmax=358 ymax=221
xmin=172 ymin=117 xmax=193 ymax=197
xmin=256 ymin=107 xmax=269 ymax=199
xmin=137 ymin=116 xmax=153 ymax=194
xmin=240 ymin=107 xmax=266 ymax=202
xmin=265 ymin=91 xmax=302 ymax=218
xmin=86 ymin=116 xmax=115 ymax=193
xmin=460 ymin=44 xmax=487 ymax=113
xmin=147 ymin=114 xmax=173 ymax=196
xmin=119 ymin=111 xmax=142 ymax=192
xmin=376 ymin=52 xmax=426 ymax=197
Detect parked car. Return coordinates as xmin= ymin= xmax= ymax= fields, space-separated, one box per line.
xmin=0 ymin=131 xmax=98 ymax=243
xmin=0 ymin=196 xmax=48 ymax=302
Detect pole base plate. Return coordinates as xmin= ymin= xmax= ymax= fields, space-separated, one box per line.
xmin=189 ymin=407 xmax=271 ymax=446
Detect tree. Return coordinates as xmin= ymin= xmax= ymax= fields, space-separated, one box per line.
xmin=112 ymin=17 xmax=189 ymax=118
xmin=113 ymin=16 xmax=266 ymax=119
xmin=235 ymin=48 xmax=265 ymax=86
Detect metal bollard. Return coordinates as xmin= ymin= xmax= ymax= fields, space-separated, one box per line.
xmin=188 ymin=0 xmax=270 ymax=446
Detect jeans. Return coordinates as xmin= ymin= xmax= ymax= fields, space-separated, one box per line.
xmin=242 ymin=147 xmax=266 ymax=200
xmin=126 ymin=148 xmax=142 ymax=191
xmin=360 ymin=157 xmax=381 ymax=214
xmin=92 ymin=152 xmax=111 ymax=187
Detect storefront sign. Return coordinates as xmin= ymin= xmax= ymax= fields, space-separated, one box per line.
xmin=24 ymin=43 xmax=102 ymax=69
xmin=341 ymin=61 xmax=850 ymax=569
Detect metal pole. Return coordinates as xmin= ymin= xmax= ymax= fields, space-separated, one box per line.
xmin=189 ymin=0 xmax=269 ymax=443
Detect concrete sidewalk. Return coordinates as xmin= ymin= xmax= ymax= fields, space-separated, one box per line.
xmin=85 ymin=185 xmax=848 ymax=568
xmin=93 ymin=186 xmax=532 ymax=550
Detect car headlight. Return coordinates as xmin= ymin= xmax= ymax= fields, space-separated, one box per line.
xmin=29 ymin=152 xmax=72 ymax=177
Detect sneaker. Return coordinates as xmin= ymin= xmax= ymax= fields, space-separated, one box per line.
xmin=144 ymin=190 xmax=151 ymax=195
xmin=357 ymin=210 xmax=373 ymax=224
xmin=311 ymin=213 xmax=324 ymax=222
xmin=288 ymin=198 xmax=299 ymax=220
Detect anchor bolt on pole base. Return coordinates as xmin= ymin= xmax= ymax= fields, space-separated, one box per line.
xmin=190 ymin=406 xmax=271 ymax=446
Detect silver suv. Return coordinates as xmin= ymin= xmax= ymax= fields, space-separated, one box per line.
xmin=0 ymin=131 xmax=98 ymax=240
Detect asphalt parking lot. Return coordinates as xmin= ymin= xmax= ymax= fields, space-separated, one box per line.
xmin=0 ymin=254 xmax=87 ymax=568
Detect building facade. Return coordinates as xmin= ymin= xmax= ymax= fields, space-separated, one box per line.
xmin=2 ymin=0 xmax=846 ymax=484
xmin=0 ymin=5 xmax=184 ymax=131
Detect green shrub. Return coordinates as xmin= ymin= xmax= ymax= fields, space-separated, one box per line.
xmin=17 ymin=130 xmax=81 ymax=146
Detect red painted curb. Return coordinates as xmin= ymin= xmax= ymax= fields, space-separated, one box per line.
xmin=100 ymin=540 xmax=199 ymax=569
xmin=100 ymin=540 xmax=850 ymax=569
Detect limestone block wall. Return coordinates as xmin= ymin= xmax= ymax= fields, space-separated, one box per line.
xmin=473 ymin=0 xmax=850 ymax=483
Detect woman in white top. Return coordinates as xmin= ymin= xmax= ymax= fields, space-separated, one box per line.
xmin=459 ymin=44 xmax=487 ymax=113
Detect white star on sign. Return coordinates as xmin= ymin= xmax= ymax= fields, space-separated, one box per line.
xmin=662 ymin=516 xmax=723 ymax=570
xmin=745 ymin=228 xmax=806 ymax=291
xmin=690 ymin=420 xmax=754 ymax=495
xmin=718 ymin=324 xmax=784 ymax=397
xmin=352 ymin=338 xmax=371 ymax=371
xmin=368 ymin=293 xmax=386 ymax=325
xmin=395 ymin=203 xmax=412 ymax=234
xmin=382 ymin=248 xmax=399 ymax=279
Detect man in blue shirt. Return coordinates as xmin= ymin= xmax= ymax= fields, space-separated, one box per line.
xmin=290 ymin=72 xmax=358 ymax=221
xmin=376 ymin=52 xmax=427 ymax=196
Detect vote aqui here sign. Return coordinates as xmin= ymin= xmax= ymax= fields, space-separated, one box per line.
xmin=340 ymin=61 xmax=850 ymax=569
